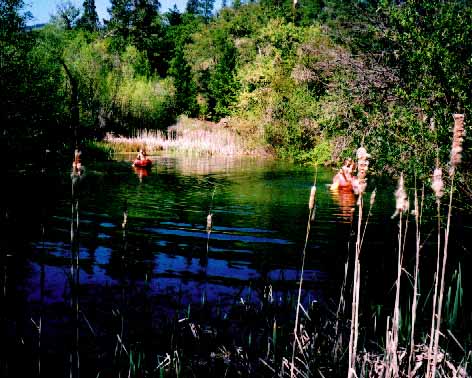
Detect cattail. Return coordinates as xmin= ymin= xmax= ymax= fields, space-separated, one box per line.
xmin=72 ymin=149 xmax=83 ymax=178
xmin=356 ymin=147 xmax=370 ymax=195
xmin=450 ymin=114 xmax=465 ymax=169
xmin=431 ymin=167 xmax=444 ymax=200
xmin=206 ymin=213 xmax=212 ymax=233
xmin=122 ymin=209 xmax=128 ymax=229
xmin=356 ymin=147 xmax=370 ymax=161
xmin=308 ymin=185 xmax=316 ymax=210
xmin=392 ymin=174 xmax=408 ymax=218
xmin=369 ymin=189 xmax=376 ymax=207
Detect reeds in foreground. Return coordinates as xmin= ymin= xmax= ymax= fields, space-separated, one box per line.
xmin=348 ymin=147 xmax=371 ymax=378
xmin=429 ymin=113 xmax=465 ymax=378
xmin=408 ymin=183 xmax=424 ymax=377
xmin=290 ymin=184 xmax=316 ymax=377
xmin=385 ymin=173 xmax=409 ymax=378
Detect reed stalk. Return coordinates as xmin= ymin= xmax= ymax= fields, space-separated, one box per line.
xmin=385 ymin=174 xmax=409 ymax=378
xmin=347 ymin=147 xmax=370 ymax=378
xmin=408 ymin=185 xmax=424 ymax=377
xmin=70 ymin=149 xmax=83 ymax=378
xmin=429 ymin=113 xmax=464 ymax=378
xmin=348 ymin=196 xmax=362 ymax=378
xmin=290 ymin=184 xmax=316 ymax=377
xmin=206 ymin=188 xmax=216 ymax=257
xmin=427 ymin=195 xmax=442 ymax=378
xmin=431 ymin=172 xmax=455 ymax=378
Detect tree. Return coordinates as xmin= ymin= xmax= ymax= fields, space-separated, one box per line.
xmin=50 ymin=1 xmax=80 ymax=30
xmin=168 ymin=46 xmax=198 ymax=116
xmin=106 ymin=0 xmax=132 ymax=39
xmin=185 ymin=0 xmax=199 ymax=15
xmin=0 ymin=0 xmax=26 ymax=34
xmin=207 ymin=29 xmax=239 ymax=119
xmin=201 ymin=0 xmax=215 ymax=21
xmin=166 ymin=4 xmax=182 ymax=26
xmin=77 ymin=0 xmax=99 ymax=31
xmin=130 ymin=0 xmax=160 ymax=48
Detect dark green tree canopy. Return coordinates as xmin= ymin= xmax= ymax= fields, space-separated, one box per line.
xmin=106 ymin=0 xmax=132 ymax=38
xmin=77 ymin=0 xmax=100 ymax=31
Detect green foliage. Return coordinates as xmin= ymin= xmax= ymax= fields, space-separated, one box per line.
xmin=3 ymin=0 xmax=472 ymax=186
xmin=296 ymin=139 xmax=333 ymax=164
xmin=445 ymin=264 xmax=463 ymax=330
xmin=77 ymin=0 xmax=99 ymax=31
xmin=106 ymin=0 xmax=132 ymax=39
xmin=207 ymin=29 xmax=239 ymax=119
xmin=168 ymin=46 xmax=198 ymax=116
xmin=50 ymin=1 xmax=80 ymax=30
xmin=384 ymin=1 xmax=472 ymax=172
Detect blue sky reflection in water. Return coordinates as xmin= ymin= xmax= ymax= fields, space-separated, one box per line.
xmin=7 ymin=152 xmax=472 ymax=377
xmin=20 ymin=154 xmax=399 ymax=315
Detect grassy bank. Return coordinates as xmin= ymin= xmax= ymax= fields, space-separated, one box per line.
xmin=101 ymin=116 xmax=271 ymax=157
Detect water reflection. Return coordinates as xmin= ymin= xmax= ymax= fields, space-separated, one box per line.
xmin=3 ymin=152 xmax=472 ymax=378
xmin=133 ymin=166 xmax=151 ymax=182
xmin=330 ymin=187 xmax=356 ymax=222
xmin=23 ymin=155 xmax=357 ymax=309
xmin=7 ymin=155 xmax=399 ymax=326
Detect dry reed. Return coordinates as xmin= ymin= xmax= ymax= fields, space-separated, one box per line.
xmin=104 ymin=117 xmax=264 ymax=157
xmin=348 ymin=147 xmax=371 ymax=378
xmin=430 ymin=114 xmax=465 ymax=378
xmin=290 ymin=184 xmax=316 ymax=378
xmin=385 ymin=174 xmax=409 ymax=378
xmin=408 ymin=184 xmax=424 ymax=377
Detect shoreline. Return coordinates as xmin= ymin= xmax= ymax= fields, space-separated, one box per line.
xmin=102 ymin=117 xmax=273 ymax=158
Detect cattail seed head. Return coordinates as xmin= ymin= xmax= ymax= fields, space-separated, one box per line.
xmin=356 ymin=147 xmax=370 ymax=195
xmin=206 ymin=213 xmax=212 ymax=233
xmin=450 ymin=113 xmax=465 ymax=169
xmin=356 ymin=147 xmax=371 ymax=161
xmin=308 ymin=185 xmax=316 ymax=210
xmin=392 ymin=174 xmax=408 ymax=218
xmin=431 ymin=167 xmax=444 ymax=199
xmin=122 ymin=210 xmax=128 ymax=229
xmin=369 ymin=189 xmax=376 ymax=207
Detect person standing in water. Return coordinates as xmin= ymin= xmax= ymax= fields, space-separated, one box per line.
xmin=331 ymin=158 xmax=355 ymax=189
xmin=136 ymin=149 xmax=147 ymax=160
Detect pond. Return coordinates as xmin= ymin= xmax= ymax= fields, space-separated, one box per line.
xmin=1 ymin=153 xmax=469 ymax=377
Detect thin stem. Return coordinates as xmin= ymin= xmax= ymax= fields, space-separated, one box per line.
xmin=291 ymin=185 xmax=316 ymax=377
xmin=431 ymin=172 xmax=455 ymax=378
xmin=408 ymin=187 xmax=422 ymax=377
xmin=427 ymin=198 xmax=442 ymax=378
xmin=348 ymin=195 xmax=363 ymax=378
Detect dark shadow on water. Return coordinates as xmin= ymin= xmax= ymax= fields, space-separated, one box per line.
xmin=1 ymin=154 xmax=472 ymax=376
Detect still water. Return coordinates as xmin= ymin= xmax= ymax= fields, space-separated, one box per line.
xmin=23 ymin=154 xmax=393 ymax=306
xmin=2 ymin=153 xmax=468 ymax=376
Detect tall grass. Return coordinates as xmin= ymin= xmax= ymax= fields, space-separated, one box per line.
xmin=408 ymin=184 xmax=424 ymax=377
xmin=70 ymin=149 xmax=83 ymax=378
xmin=385 ymin=174 xmax=409 ymax=378
xmin=104 ymin=116 xmax=268 ymax=157
xmin=345 ymin=113 xmax=468 ymax=378
xmin=290 ymin=184 xmax=316 ymax=377
xmin=348 ymin=147 xmax=371 ymax=378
